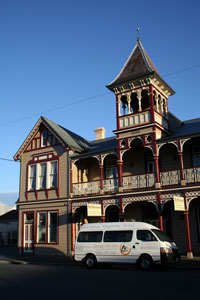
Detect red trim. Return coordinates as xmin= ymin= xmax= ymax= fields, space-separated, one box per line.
xmin=22 ymin=211 xmax=35 ymax=254
xmin=70 ymin=160 xmax=73 ymax=194
xmin=100 ymin=155 xmax=104 ymax=190
xmin=184 ymin=211 xmax=192 ymax=253
xmin=117 ymin=140 xmax=123 ymax=187
xmin=178 ymin=141 xmax=185 ymax=181
xmin=149 ymin=85 xmax=155 ymax=123
xmin=35 ymin=210 xmax=59 ymax=245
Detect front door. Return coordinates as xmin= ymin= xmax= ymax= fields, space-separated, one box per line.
xmin=23 ymin=213 xmax=34 ymax=254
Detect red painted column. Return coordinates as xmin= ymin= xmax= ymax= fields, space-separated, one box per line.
xmin=178 ymin=141 xmax=185 ymax=182
xmin=149 ymin=84 xmax=155 ymax=123
xmin=117 ymin=140 xmax=123 ymax=189
xmin=153 ymin=140 xmax=160 ymax=188
xmin=70 ymin=202 xmax=74 ymax=252
xmin=100 ymin=155 xmax=104 ymax=192
xmin=184 ymin=195 xmax=193 ymax=258
xmin=70 ymin=160 xmax=73 ymax=195
xmin=157 ymin=193 xmax=163 ymax=231
xmin=184 ymin=211 xmax=193 ymax=258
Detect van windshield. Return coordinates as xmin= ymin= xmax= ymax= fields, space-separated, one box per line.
xmin=151 ymin=229 xmax=172 ymax=242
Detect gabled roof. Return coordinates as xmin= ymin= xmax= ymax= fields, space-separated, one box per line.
xmin=107 ymin=40 xmax=159 ymax=89
xmin=71 ymin=136 xmax=117 ymax=159
xmin=14 ymin=116 xmax=90 ymax=160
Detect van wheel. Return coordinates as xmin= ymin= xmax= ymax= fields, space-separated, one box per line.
xmin=138 ymin=255 xmax=153 ymax=270
xmin=85 ymin=255 xmax=97 ymax=269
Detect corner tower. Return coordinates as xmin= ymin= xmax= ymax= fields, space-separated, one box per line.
xmin=107 ymin=38 xmax=175 ymax=139
xmin=107 ymin=37 xmax=175 ymax=193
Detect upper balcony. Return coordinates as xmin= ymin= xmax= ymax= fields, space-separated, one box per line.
xmin=72 ymin=167 xmax=200 ymax=197
xmin=71 ymin=137 xmax=200 ymax=198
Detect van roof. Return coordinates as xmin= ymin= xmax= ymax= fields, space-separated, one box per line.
xmin=80 ymin=222 xmax=158 ymax=231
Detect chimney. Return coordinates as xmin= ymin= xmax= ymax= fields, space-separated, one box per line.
xmin=94 ymin=127 xmax=106 ymax=140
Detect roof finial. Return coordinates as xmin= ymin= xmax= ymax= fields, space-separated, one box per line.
xmin=137 ymin=28 xmax=140 ymax=42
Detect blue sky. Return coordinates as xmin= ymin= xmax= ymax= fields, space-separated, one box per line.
xmin=0 ymin=0 xmax=200 ymax=205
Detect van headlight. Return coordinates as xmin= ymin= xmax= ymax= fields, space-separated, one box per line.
xmin=160 ymin=247 xmax=172 ymax=254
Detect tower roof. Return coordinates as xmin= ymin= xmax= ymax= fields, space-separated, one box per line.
xmin=107 ymin=40 xmax=159 ymax=89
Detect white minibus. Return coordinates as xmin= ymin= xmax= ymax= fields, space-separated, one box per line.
xmin=74 ymin=222 xmax=180 ymax=270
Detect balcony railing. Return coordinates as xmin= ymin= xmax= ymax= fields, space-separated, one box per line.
xmin=73 ymin=181 xmax=100 ymax=196
xmin=122 ymin=173 xmax=155 ymax=190
xmin=103 ymin=178 xmax=118 ymax=193
xmin=119 ymin=111 xmax=150 ymax=129
xmin=185 ymin=167 xmax=200 ymax=183
xmin=72 ymin=167 xmax=200 ymax=196
xmin=160 ymin=170 xmax=180 ymax=186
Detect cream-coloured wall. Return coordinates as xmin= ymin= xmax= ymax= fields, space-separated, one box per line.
xmin=19 ymin=145 xmax=68 ymax=202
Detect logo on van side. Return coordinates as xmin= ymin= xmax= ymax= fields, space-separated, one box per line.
xmin=120 ymin=244 xmax=131 ymax=255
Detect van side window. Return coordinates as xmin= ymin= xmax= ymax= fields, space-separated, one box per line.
xmin=137 ymin=230 xmax=157 ymax=242
xmin=77 ymin=231 xmax=103 ymax=243
xmin=104 ymin=230 xmax=133 ymax=242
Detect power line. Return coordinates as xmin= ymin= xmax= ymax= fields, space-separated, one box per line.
xmin=163 ymin=64 xmax=200 ymax=77
xmin=0 ymin=91 xmax=110 ymax=127
xmin=0 ymin=158 xmax=17 ymax=162
xmin=1 ymin=64 xmax=200 ymax=128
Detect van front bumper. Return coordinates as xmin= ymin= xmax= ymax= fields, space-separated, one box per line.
xmin=161 ymin=249 xmax=180 ymax=264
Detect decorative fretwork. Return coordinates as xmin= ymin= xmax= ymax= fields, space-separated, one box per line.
xmin=122 ymin=194 xmax=157 ymax=212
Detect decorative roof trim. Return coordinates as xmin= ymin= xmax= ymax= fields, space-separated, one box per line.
xmin=13 ymin=117 xmax=67 ymax=161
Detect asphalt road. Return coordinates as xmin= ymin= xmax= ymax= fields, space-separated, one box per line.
xmin=0 ymin=263 xmax=199 ymax=299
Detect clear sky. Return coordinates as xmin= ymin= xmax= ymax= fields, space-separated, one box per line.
xmin=0 ymin=0 xmax=200 ymax=205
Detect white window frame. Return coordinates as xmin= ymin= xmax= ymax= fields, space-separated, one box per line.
xmin=48 ymin=211 xmax=58 ymax=243
xmin=36 ymin=211 xmax=58 ymax=244
xmin=28 ymin=160 xmax=58 ymax=191
xmin=37 ymin=212 xmax=47 ymax=243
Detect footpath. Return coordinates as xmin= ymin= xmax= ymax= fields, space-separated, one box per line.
xmin=0 ymin=247 xmax=200 ymax=270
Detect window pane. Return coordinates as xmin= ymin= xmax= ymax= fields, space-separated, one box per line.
xmin=48 ymin=212 xmax=58 ymax=243
xmin=39 ymin=163 xmax=46 ymax=189
xmin=77 ymin=231 xmax=103 ymax=243
xmin=50 ymin=161 xmax=58 ymax=188
xmin=137 ymin=230 xmax=157 ymax=241
xmin=103 ymin=230 xmax=133 ymax=242
xmin=30 ymin=165 xmax=36 ymax=190
xmin=38 ymin=213 xmax=46 ymax=243
xmin=42 ymin=130 xmax=47 ymax=147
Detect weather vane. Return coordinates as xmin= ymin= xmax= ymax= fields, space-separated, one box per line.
xmin=137 ymin=28 xmax=140 ymax=42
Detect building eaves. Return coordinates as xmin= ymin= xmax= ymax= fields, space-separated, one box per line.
xmin=158 ymin=118 xmax=200 ymax=143
xmin=71 ymin=136 xmax=117 ymax=160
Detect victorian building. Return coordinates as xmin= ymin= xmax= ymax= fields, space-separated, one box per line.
xmin=14 ymin=38 xmax=200 ymax=258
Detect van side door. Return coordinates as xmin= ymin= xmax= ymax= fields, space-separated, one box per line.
xmin=102 ymin=230 xmax=134 ymax=263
